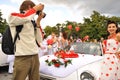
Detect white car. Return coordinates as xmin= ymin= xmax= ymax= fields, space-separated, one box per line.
xmin=0 ymin=34 xmax=7 ymax=67
xmin=0 ymin=35 xmax=9 ymax=66
xmin=0 ymin=44 xmax=8 ymax=67
xmin=39 ymin=42 xmax=103 ymax=80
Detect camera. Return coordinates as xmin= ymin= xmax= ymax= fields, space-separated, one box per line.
xmin=36 ymin=11 xmax=46 ymax=18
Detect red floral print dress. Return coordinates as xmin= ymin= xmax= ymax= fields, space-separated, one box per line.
xmin=100 ymin=39 xmax=120 ymax=80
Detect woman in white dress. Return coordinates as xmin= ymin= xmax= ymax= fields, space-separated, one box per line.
xmin=99 ymin=20 xmax=120 ymax=80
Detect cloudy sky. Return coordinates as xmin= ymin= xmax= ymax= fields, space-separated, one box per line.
xmin=0 ymin=0 xmax=120 ymax=28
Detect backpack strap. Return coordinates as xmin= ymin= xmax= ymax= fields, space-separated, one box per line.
xmin=31 ymin=20 xmax=41 ymax=47
xmin=13 ymin=25 xmax=23 ymax=44
xmin=13 ymin=25 xmax=23 ymax=52
xmin=31 ymin=20 xmax=36 ymax=30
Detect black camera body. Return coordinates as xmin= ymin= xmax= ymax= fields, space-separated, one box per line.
xmin=36 ymin=11 xmax=46 ymax=18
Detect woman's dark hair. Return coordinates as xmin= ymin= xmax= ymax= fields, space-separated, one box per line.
xmin=107 ymin=20 xmax=119 ymax=33
xmin=62 ymin=32 xmax=67 ymax=40
xmin=19 ymin=0 xmax=35 ymax=13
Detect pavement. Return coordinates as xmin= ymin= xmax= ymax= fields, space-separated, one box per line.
xmin=0 ymin=72 xmax=12 ymax=80
xmin=0 ymin=66 xmax=50 ymax=80
xmin=0 ymin=66 xmax=30 ymax=80
xmin=0 ymin=66 xmax=12 ymax=80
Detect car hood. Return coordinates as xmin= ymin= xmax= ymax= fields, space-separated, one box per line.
xmin=40 ymin=54 xmax=103 ymax=78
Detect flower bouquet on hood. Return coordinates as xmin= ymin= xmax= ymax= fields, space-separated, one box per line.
xmin=45 ymin=49 xmax=79 ymax=68
xmin=45 ymin=56 xmax=72 ymax=68
xmin=54 ymin=49 xmax=79 ymax=59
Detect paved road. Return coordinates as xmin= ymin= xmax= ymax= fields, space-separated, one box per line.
xmin=0 ymin=66 xmax=51 ymax=80
xmin=0 ymin=66 xmax=12 ymax=80
xmin=0 ymin=66 xmax=29 ymax=80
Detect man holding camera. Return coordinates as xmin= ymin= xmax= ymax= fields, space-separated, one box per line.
xmin=8 ymin=0 xmax=45 ymax=80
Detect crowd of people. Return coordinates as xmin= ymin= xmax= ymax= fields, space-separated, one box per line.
xmin=38 ymin=31 xmax=84 ymax=56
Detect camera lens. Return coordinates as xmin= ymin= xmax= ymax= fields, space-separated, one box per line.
xmin=36 ymin=11 xmax=46 ymax=18
xmin=43 ymin=13 xmax=46 ymax=18
xmin=36 ymin=11 xmax=41 ymax=15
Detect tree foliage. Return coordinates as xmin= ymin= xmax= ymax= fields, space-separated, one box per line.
xmin=0 ymin=10 xmax=7 ymax=34
xmin=44 ymin=10 xmax=120 ymax=41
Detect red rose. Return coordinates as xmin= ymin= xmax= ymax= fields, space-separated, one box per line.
xmin=52 ymin=59 xmax=56 ymax=63
xmin=54 ymin=63 xmax=60 ymax=67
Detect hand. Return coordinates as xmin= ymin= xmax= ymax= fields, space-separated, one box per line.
xmin=38 ymin=12 xmax=46 ymax=18
xmin=115 ymin=51 xmax=120 ymax=60
xmin=33 ymin=3 xmax=44 ymax=11
xmin=36 ymin=12 xmax=45 ymax=27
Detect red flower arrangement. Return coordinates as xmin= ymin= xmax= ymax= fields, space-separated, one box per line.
xmin=54 ymin=50 xmax=79 ymax=59
xmin=45 ymin=50 xmax=79 ymax=68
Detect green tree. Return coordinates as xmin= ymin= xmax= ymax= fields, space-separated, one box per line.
xmin=44 ymin=10 xmax=120 ymax=41
xmin=0 ymin=10 xmax=7 ymax=34
xmin=44 ymin=26 xmax=52 ymax=36
xmin=81 ymin=11 xmax=120 ymax=41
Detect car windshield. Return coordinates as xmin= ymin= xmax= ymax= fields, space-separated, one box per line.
xmin=70 ymin=42 xmax=103 ymax=56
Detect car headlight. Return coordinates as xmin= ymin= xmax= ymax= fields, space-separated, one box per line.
xmin=80 ymin=71 xmax=96 ymax=80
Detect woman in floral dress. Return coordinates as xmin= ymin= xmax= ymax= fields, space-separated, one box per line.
xmin=99 ymin=20 xmax=120 ymax=80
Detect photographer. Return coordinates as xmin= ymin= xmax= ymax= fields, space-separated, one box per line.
xmin=8 ymin=0 xmax=45 ymax=80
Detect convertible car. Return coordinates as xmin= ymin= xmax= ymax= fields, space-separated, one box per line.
xmin=40 ymin=42 xmax=103 ymax=80
xmin=0 ymin=41 xmax=103 ymax=80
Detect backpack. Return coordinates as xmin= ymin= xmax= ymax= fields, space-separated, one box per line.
xmin=1 ymin=25 xmax=23 ymax=55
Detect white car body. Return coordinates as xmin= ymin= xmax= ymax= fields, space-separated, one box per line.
xmin=0 ymin=44 xmax=8 ymax=66
xmin=0 ymin=34 xmax=9 ymax=67
xmin=0 ymin=33 xmax=9 ymax=67
xmin=40 ymin=42 xmax=103 ymax=80
xmin=40 ymin=56 xmax=101 ymax=80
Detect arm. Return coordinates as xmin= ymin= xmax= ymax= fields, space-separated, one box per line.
xmin=115 ymin=33 xmax=120 ymax=59
xmin=36 ymin=12 xmax=46 ymax=37
xmin=102 ymin=40 xmax=107 ymax=54
xmin=115 ymin=51 xmax=120 ymax=59
xmin=35 ymin=11 xmax=46 ymax=45
xmin=36 ymin=12 xmax=45 ymax=27
xmin=8 ymin=4 xmax=44 ymax=26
